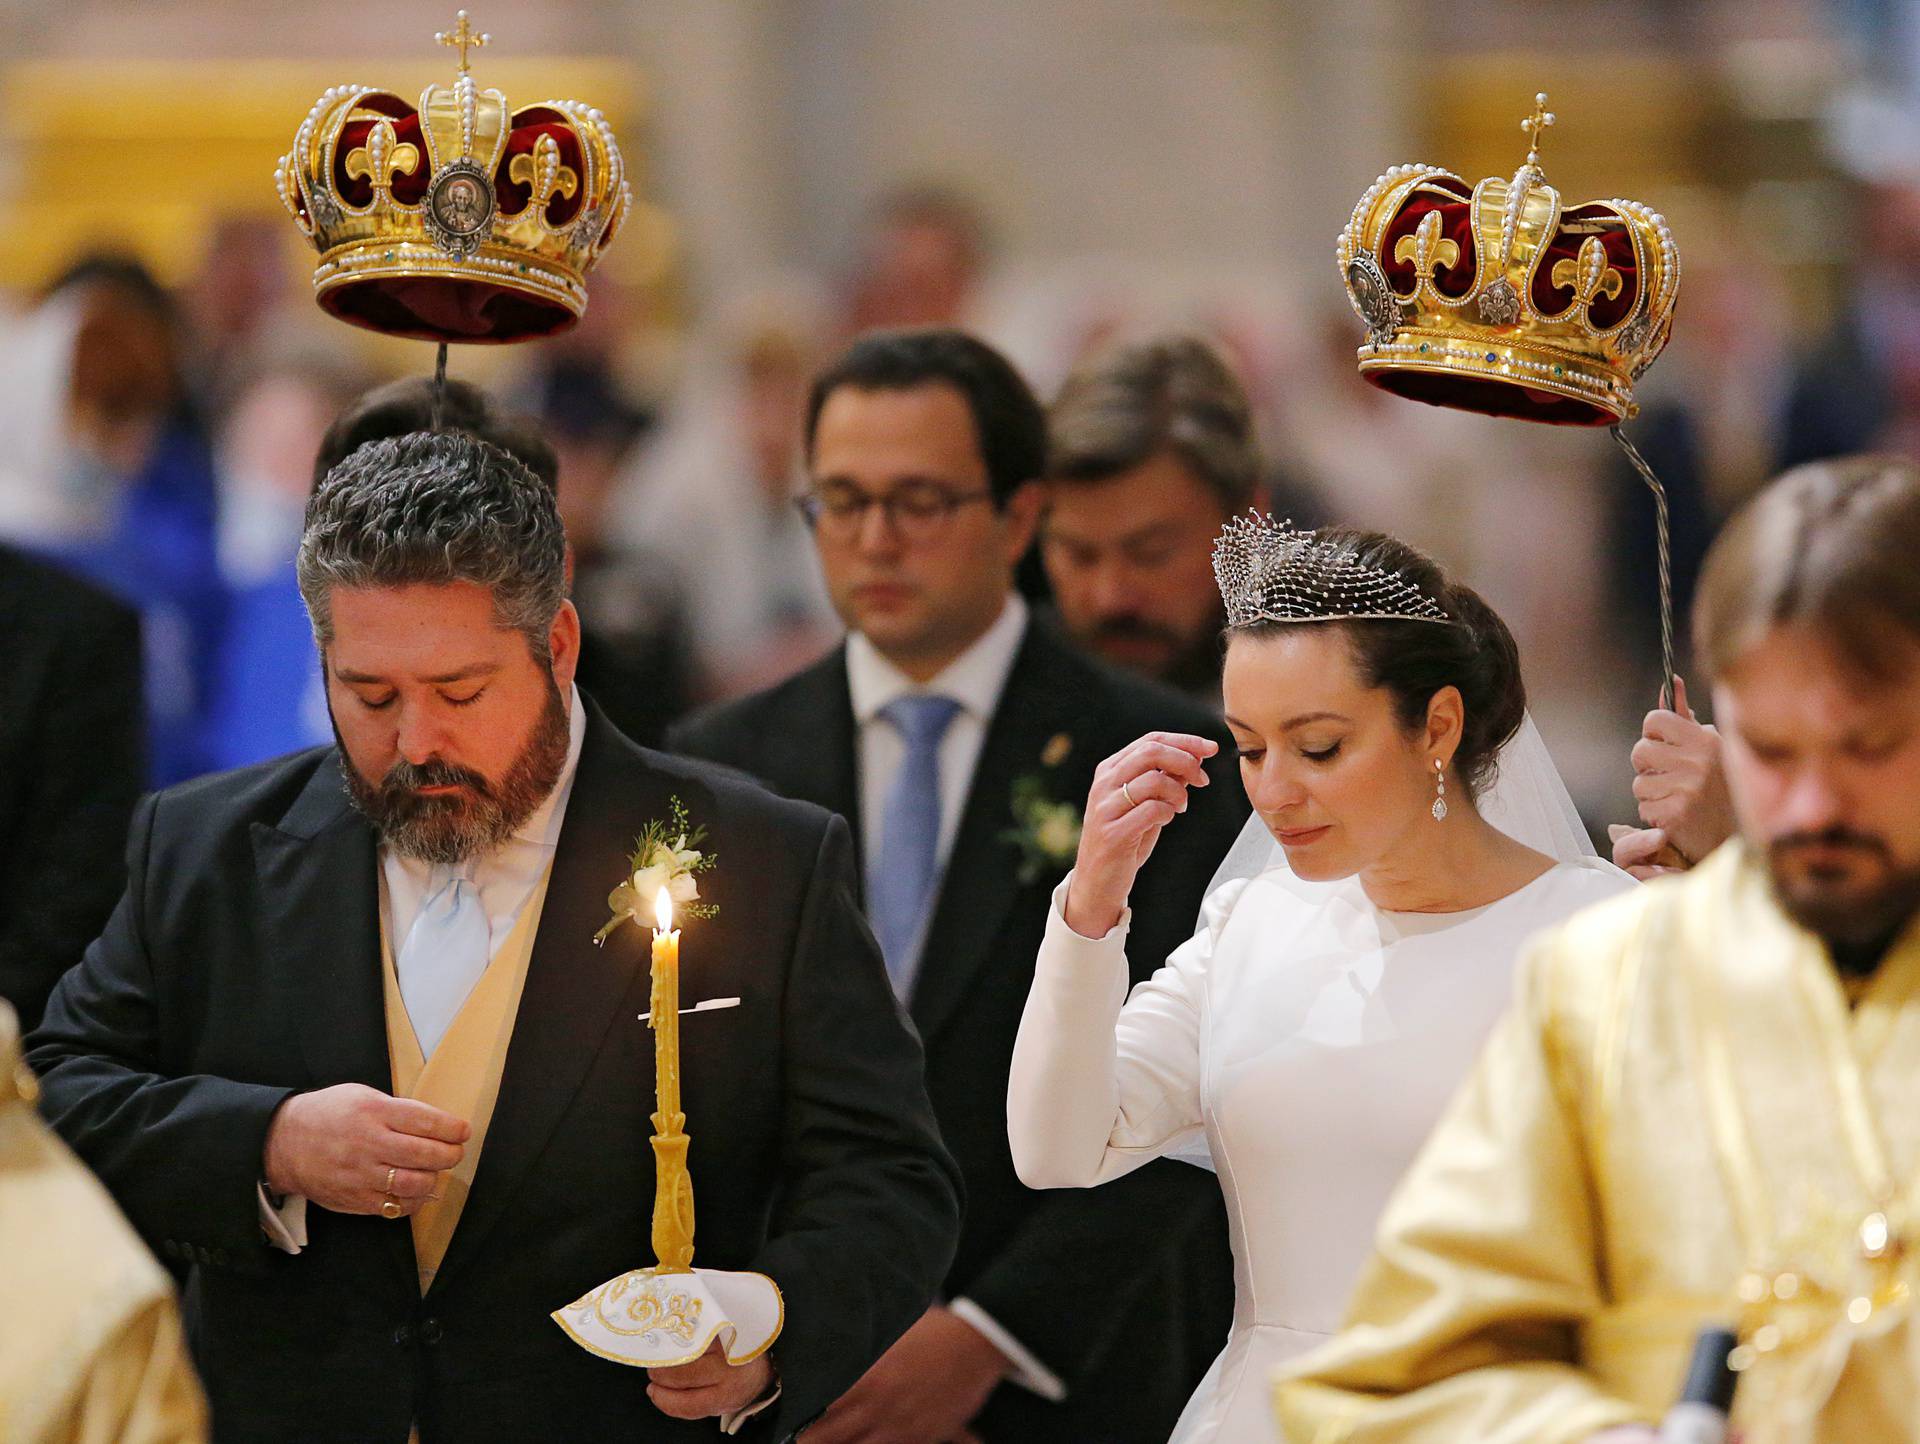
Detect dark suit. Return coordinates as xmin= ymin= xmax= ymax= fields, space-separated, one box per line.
xmin=0 ymin=544 xmax=144 ymax=1031
xmin=670 ymin=615 xmax=1247 ymax=1442
xmin=28 ymin=703 xmax=961 ymax=1443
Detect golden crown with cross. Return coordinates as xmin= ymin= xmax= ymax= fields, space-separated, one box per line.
xmin=1337 ymin=94 xmax=1679 ymax=426
xmin=275 ymin=11 xmax=630 ymax=344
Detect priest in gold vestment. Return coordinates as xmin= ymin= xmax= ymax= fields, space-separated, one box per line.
xmin=0 ymin=1000 xmax=206 ymax=1443
xmin=1276 ymin=455 xmax=1920 ymax=1444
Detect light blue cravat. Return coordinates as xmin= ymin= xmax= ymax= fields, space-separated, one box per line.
xmin=396 ymin=863 xmax=493 ymax=1060
xmin=868 ymin=694 xmax=963 ymax=995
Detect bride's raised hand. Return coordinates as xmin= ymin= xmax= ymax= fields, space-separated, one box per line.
xmin=1063 ymin=731 xmax=1218 ymax=940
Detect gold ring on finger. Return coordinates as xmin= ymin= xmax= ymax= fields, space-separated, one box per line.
xmin=1121 ymin=779 xmax=1139 ymax=808
xmin=385 ymin=1166 xmax=398 ymax=1194
xmin=380 ymin=1195 xmax=404 ymax=1220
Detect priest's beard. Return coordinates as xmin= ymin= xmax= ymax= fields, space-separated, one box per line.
xmin=337 ymin=681 xmax=571 ymax=865
xmin=1765 ymin=827 xmax=1920 ymax=975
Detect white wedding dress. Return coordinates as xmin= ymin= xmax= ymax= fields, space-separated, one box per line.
xmin=1008 ymin=852 xmax=1634 ymax=1442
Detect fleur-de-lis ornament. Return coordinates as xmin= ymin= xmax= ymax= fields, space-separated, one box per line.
xmin=344 ymin=118 xmax=421 ymax=206
xmin=508 ymin=132 xmax=581 ymax=226
xmin=1551 ymin=234 xmax=1626 ymax=314
xmin=1393 ymin=208 xmax=1461 ymax=290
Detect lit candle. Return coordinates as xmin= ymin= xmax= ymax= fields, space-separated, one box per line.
xmin=648 ymin=888 xmax=695 ymax=1272
xmin=650 ymin=889 xmax=682 ymax=1122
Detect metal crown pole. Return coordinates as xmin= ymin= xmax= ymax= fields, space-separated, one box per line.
xmin=1611 ymin=423 xmax=1677 ymax=709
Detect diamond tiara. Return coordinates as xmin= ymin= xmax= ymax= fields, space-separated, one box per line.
xmin=1212 ymin=513 xmax=1453 ymax=628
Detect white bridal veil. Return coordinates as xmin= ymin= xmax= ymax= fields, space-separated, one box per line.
xmin=1202 ymin=711 xmax=1596 ymax=901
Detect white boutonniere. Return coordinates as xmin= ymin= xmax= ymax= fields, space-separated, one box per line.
xmin=595 ymin=797 xmax=719 ymax=945
xmin=1003 ymin=733 xmax=1083 ymax=886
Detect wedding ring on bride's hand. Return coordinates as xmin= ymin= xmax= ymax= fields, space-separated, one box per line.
xmin=380 ymin=1195 xmax=404 ymax=1220
xmin=385 ymin=1167 xmax=397 ymax=1194
xmin=1121 ymin=778 xmax=1139 ymax=809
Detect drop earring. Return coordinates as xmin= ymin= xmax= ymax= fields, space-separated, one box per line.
xmin=1431 ymin=759 xmax=1448 ymax=822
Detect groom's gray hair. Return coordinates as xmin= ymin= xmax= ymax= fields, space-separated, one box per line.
xmin=297 ymin=429 xmax=567 ymax=661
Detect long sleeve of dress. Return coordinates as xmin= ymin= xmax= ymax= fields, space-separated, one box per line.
xmin=1271 ymin=927 xmax=1649 ymax=1444
xmin=1008 ymin=873 xmax=1247 ymax=1190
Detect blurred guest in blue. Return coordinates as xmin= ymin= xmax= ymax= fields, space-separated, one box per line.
xmin=200 ymin=355 xmax=362 ymax=770
xmin=0 ymin=256 xmax=224 ymax=785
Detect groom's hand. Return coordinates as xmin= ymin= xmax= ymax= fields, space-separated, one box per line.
xmin=804 ymin=1306 xmax=1009 ymax=1444
xmin=262 ymin=1083 xmax=469 ymax=1215
xmin=647 ymin=1338 xmax=774 ymax=1420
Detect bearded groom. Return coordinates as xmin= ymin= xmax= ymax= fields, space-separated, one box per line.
xmin=28 ymin=430 xmax=961 ymax=1443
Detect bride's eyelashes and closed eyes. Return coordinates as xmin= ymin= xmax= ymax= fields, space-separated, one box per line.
xmin=1231 ymin=740 xmax=1345 ymax=765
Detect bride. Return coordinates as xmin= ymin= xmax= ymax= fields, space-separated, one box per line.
xmin=1006 ymin=517 xmax=1634 ymax=1443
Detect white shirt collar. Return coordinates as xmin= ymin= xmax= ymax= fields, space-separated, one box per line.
xmin=846 ymin=593 xmax=1028 ymax=725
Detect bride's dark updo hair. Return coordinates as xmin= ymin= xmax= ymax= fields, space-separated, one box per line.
xmin=1229 ymin=528 xmax=1526 ymax=801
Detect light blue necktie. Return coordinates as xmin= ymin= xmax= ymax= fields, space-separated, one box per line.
xmin=868 ymin=694 xmax=963 ymax=995
xmin=396 ymin=863 xmax=493 ymax=1060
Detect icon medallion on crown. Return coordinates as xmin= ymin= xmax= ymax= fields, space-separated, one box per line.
xmin=1335 ymin=93 xmax=1679 ymax=427
xmin=425 ymin=163 xmax=497 ymax=257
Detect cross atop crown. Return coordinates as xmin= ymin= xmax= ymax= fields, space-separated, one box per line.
xmin=436 ymin=10 xmax=490 ymax=74
xmin=1521 ymin=92 xmax=1556 ymax=166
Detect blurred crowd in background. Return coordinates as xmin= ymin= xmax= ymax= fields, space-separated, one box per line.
xmin=4 ymin=0 xmax=1920 ymax=836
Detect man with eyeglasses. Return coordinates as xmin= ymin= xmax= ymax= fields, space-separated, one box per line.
xmin=670 ymin=327 xmax=1246 ymax=1444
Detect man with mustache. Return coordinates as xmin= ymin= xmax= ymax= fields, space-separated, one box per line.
xmin=670 ymin=328 xmax=1245 ymax=1444
xmin=1040 ymin=335 xmax=1284 ymax=702
xmin=1276 ymin=454 xmax=1920 ymax=1443
xmin=28 ymin=429 xmax=961 ymax=1441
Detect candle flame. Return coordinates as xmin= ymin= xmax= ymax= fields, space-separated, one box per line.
xmin=654 ymin=886 xmax=674 ymax=932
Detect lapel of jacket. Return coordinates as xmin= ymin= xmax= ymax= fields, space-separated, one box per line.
xmin=755 ymin=645 xmax=863 ymax=859
xmin=251 ymin=753 xmax=416 ymax=1291
xmin=908 ymin=621 xmax=1082 ymax=1045
xmin=252 ymin=757 xmax=389 ymax=1091
xmin=431 ymin=704 xmax=664 ymax=1289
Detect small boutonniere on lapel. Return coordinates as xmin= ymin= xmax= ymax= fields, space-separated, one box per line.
xmin=1003 ymin=732 xmax=1083 ymax=886
xmin=595 ymin=796 xmax=719 ymax=946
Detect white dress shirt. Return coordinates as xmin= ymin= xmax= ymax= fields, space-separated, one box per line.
xmin=843 ymin=594 xmax=1065 ymax=1402
xmin=259 ymin=686 xmax=587 ymax=1255
xmin=845 ymin=592 xmax=1028 ymax=876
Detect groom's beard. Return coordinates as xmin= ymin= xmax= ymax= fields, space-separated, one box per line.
xmin=337 ymin=681 xmax=571 ymax=865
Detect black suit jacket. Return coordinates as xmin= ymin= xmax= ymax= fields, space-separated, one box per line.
xmin=670 ymin=617 xmax=1247 ymax=1442
xmin=28 ymin=705 xmax=961 ymax=1443
xmin=0 ymin=544 xmax=144 ymax=1031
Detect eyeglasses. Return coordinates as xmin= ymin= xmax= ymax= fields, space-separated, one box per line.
xmin=796 ymin=482 xmax=995 ymax=543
